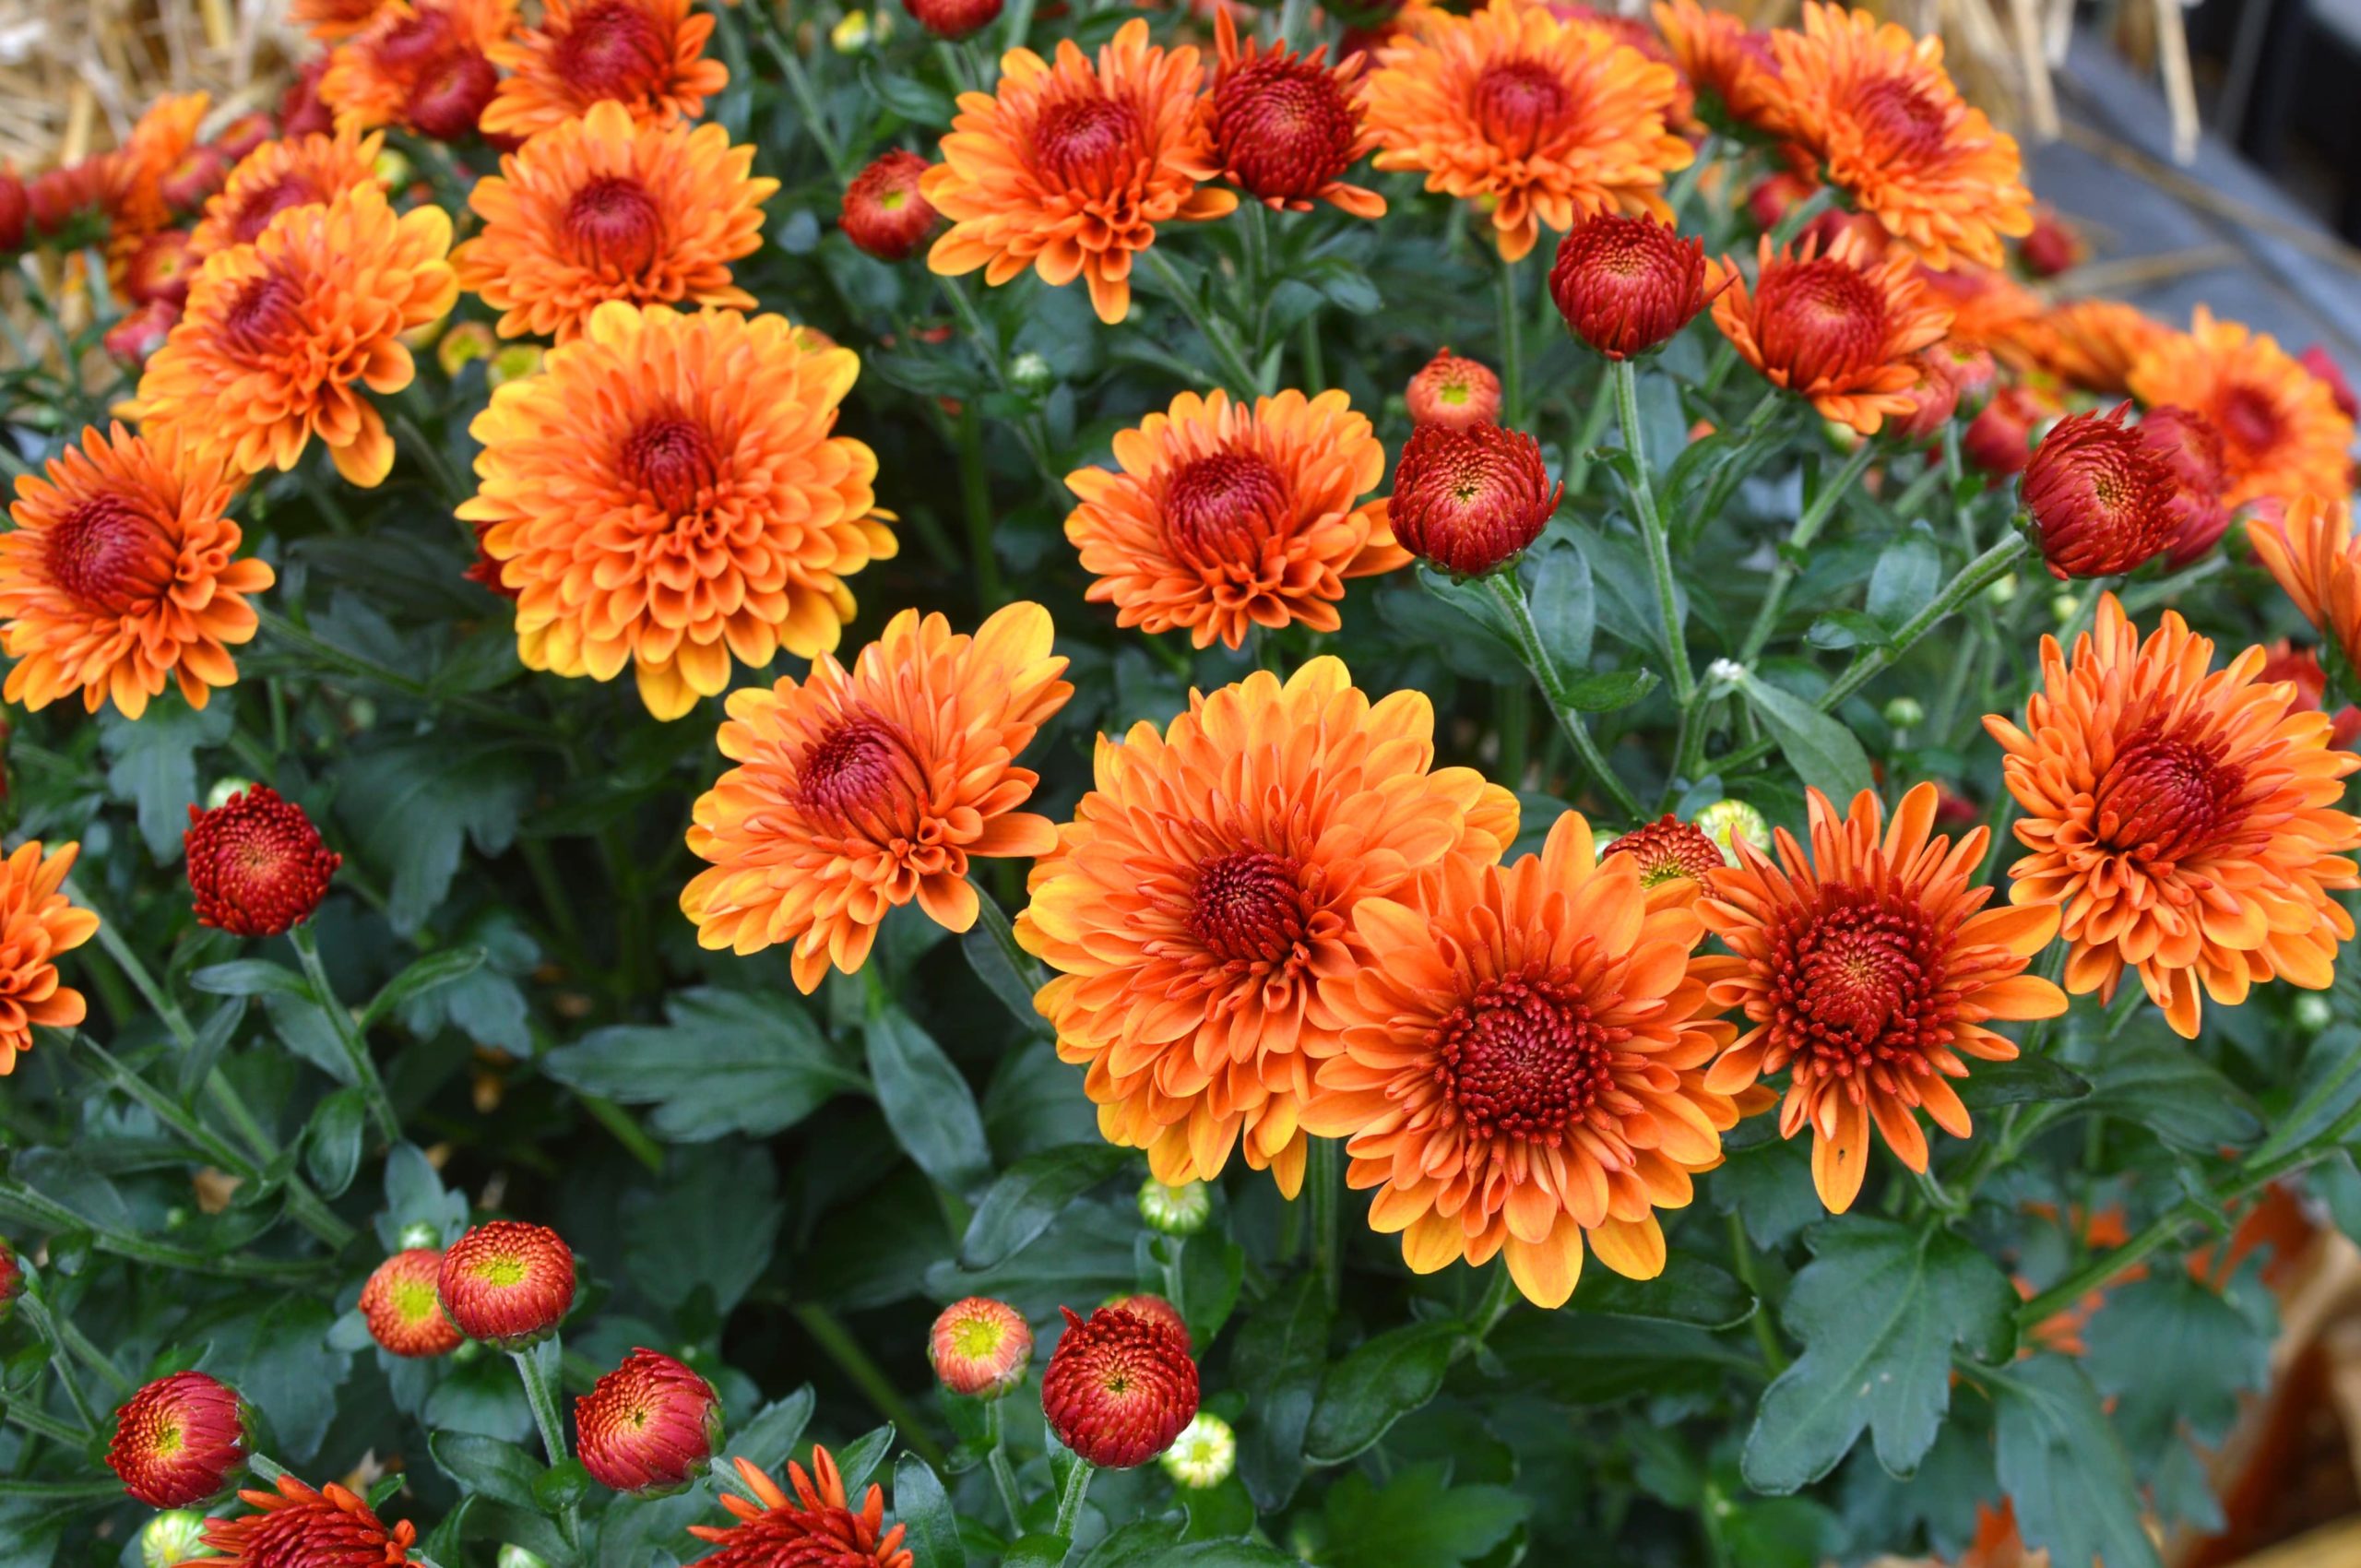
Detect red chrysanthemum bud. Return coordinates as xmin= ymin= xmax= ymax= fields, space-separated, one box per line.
xmin=103 ymin=300 xmax=180 ymax=370
xmin=2299 ymin=344 xmax=2358 ymax=422
xmin=438 ymin=1219 xmax=576 ymax=1348
xmin=0 ymin=171 xmax=29 ymax=254
xmin=124 ymin=228 xmax=197 ymax=309
xmin=1104 ymin=1292 xmax=1190 ymax=1351
xmin=108 ymin=1371 xmax=250 ymax=1508
xmin=360 ymin=1248 xmax=465 ymax=1359
xmin=1548 ymin=212 xmax=1719 ymax=360
xmin=2018 ymin=208 xmax=2083 ymax=279
xmin=1928 ymin=341 xmax=1997 ymax=410
xmin=1206 ymin=10 xmax=1373 ymax=213
xmin=0 ymin=1236 xmax=20 ymax=1320
xmin=903 ymin=0 xmax=1002 ymax=41
xmin=2139 ymin=404 xmax=2231 ymax=566
xmin=409 ymin=48 xmax=499 ymax=140
xmin=1388 ymin=422 xmax=1561 ymax=576
xmin=1603 ymin=814 xmax=1726 ymax=897
xmin=281 ymin=59 xmax=337 ymax=138
xmin=1888 ymin=348 xmax=1960 ymax=444
xmin=576 ymin=1348 xmax=722 ymax=1495
xmin=2021 ymin=403 xmax=2199 ymax=579
xmin=212 ymin=113 xmax=278 ymax=164
xmin=184 ymin=785 xmax=341 ymax=937
xmin=840 ymin=151 xmax=939 ymax=262
xmin=196 ymin=1473 xmax=418 ymax=1568
xmin=28 ymin=159 xmax=113 ymax=243
xmin=1406 ymin=347 xmax=1500 ymax=430
xmin=158 ymin=148 xmax=229 ymax=216
xmin=928 ymin=1296 xmax=1033 ymax=1398
xmin=1961 ymin=384 xmax=2055 ymax=481
xmin=1040 ymin=1304 xmax=1199 ymax=1469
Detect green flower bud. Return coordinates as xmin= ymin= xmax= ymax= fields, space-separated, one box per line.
xmin=1693 ymin=799 xmax=1768 ymax=861
xmin=397 ymin=1220 xmax=442 ymax=1251
xmin=1138 ymin=1178 xmax=1212 ymax=1236
xmin=1985 ymin=572 xmax=2018 ymax=604
xmin=1158 ymin=1411 xmax=1236 ymax=1489
xmin=2294 ymin=994 xmax=2334 ymax=1032
xmin=2050 ymin=592 xmax=2080 ymax=624
xmin=141 ymin=1510 xmax=212 ymax=1568
xmin=498 ymin=1545 xmax=551 ymax=1568
xmin=1009 ymin=351 xmax=1054 ymax=396
xmin=1882 ymin=696 xmax=1924 ymax=730
xmin=204 ymin=777 xmax=257 ymax=811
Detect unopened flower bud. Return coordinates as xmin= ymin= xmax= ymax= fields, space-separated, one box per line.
xmin=2294 ymin=995 xmax=2334 ymax=1032
xmin=1009 ymin=351 xmax=1054 ymax=396
xmin=830 ymin=10 xmax=874 ymax=50
xmin=439 ymin=321 xmax=498 ymax=377
xmin=1138 ymin=1179 xmax=1211 ymax=1236
xmin=1158 ymin=1410 xmax=1236 ymax=1489
xmin=2050 ymin=592 xmax=2079 ymax=624
xmin=141 ymin=1510 xmax=213 ymax=1568
xmin=1693 ymin=799 xmax=1768 ymax=861
xmin=1881 ymin=696 xmax=1923 ymax=730
xmin=929 ymin=1296 xmax=1032 ymax=1397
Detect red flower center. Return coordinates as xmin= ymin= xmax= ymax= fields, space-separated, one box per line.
xmin=1755 ymin=257 xmax=1885 ymax=383
xmin=2214 ymin=384 xmax=2283 ymax=461
xmin=555 ymin=1 xmax=673 ymax=101
xmin=2094 ymin=726 xmax=2247 ymax=863
xmin=1162 ymin=450 xmax=1288 ymax=563
xmin=231 ymin=176 xmax=323 ymax=245
xmin=1436 ymin=973 xmax=1619 ymax=1143
xmin=1188 ymin=848 xmax=1307 ymax=965
xmin=223 ymin=269 xmax=308 ymax=358
xmin=1779 ymin=898 xmax=1944 ymax=1073
xmin=1472 ymin=60 xmax=1567 ymax=159
xmin=409 ymin=49 xmax=497 ymax=139
xmin=48 ymin=493 xmax=169 ymax=614
xmin=565 ymin=175 xmax=665 ymax=275
xmin=375 ymin=9 xmax=457 ymax=74
xmin=1214 ymin=60 xmax=1358 ymax=201
xmin=1033 ymin=92 xmax=1144 ymax=190
xmin=799 ymin=715 xmax=917 ymax=822
xmin=623 ymin=417 xmax=724 ymax=515
xmin=1848 ymin=74 xmax=1952 ymax=164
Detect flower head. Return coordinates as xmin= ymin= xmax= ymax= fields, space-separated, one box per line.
xmin=2021 ymin=403 xmax=2212 ymax=580
xmin=1041 ymin=1303 xmax=1200 ymax=1468
xmin=928 ymin=1297 xmax=1033 ymax=1397
xmin=2129 ymin=308 xmax=2355 ymax=508
xmin=140 ymin=1509 xmax=213 ymax=1568
xmin=1706 ymin=229 xmax=1951 ymax=435
xmin=282 ymin=60 xmax=338 ymax=137
xmin=2300 ymin=344 xmax=2358 ymax=421
xmin=0 ymin=840 xmax=96 ymax=1076
xmin=1062 ymin=387 xmax=1406 ymax=649
xmin=290 ymin=0 xmax=400 ymax=42
xmin=1362 ymin=0 xmax=1692 ymax=262
xmin=484 ymin=0 xmax=729 ymax=139
xmin=184 ymin=786 xmax=341 ymax=937
xmin=1650 ymin=0 xmax=1781 ymax=131
xmin=188 ymin=129 xmax=386 ymax=260
xmin=1137 ymin=1178 xmax=1212 ymax=1235
xmin=1388 ymin=421 xmax=1561 ymax=576
xmin=437 ymin=1219 xmax=576 ymax=1348
xmin=2253 ymin=495 xmax=2361 ymax=687
xmin=1983 ymin=593 xmax=2361 ymax=1039
xmin=685 ymin=1450 xmax=912 ymax=1568
xmin=2137 ymin=404 xmax=2232 ymax=564
xmin=577 ymin=1348 xmax=722 ymax=1495
xmin=1961 ymin=381 xmax=2060 ymax=480
xmin=109 ymin=1371 xmax=250 ymax=1508
xmin=454 ymin=101 xmax=774 ymax=342
xmin=460 ymin=303 xmax=892 ymax=718
xmin=2027 ymin=298 xmax=2167 ymax=396
xmin=0 ymin=422 xmax=268 ymax=719
xmin=1602 ymin=813 xmax=1726 ymax=905
xmin=840 ymin=150 xmax=939 ymax=260
xmin=360 ymin=1248 xmax=463 ymax=1358
xmin=923 ymin=18 xmax=1236 ymax=324
xmin=682 ymin=602 xmax=1070 ymax=989
xmin=1888 ymin=348 xmax=1961 ymax=443
xmin=1406 ymin=347 xmax=1501 ymax=429
xmin=195 ymin=1475 xmax=415 ymax=1568
xmin=318 ymin=0 xmax=515 ymax=137
xmin=1159 ymin=1411 xmax=1237 ymax=1489
xmin=122 ymin=228 xmax=197 ymax=308
xmin=0 ymin=173 xmax=27 ymax=254
xmin=1205 ymin=9 xmax=1383 ymax=217
xmin=2019 ymin=207 xmax=2083 ymax=277
xmin=905 ymin=0 xmax=1001 ymax=41
xmin=1694 ymin=798 xmax=1768 ymax=860
xmin=1548 ymin=210 xmax=1720 ymax=359
xmin=1764 ymin=2 xmax=2032 ymax=268
xmin=1017 ymin=658 xmax=1518 ymax=1196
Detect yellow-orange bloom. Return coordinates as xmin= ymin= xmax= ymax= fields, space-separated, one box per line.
xmin=1299 ymin=812 xmax=1735 ymax=1306
xmin=187 ymin=129 xmax=386 ymax=261
xmin=1693 ymin=784 xmax=2065 ymax=1214
xmin=2027 ymin=298 xmax=2171 ymax=396
xmin=290 ymin=0 xmax=400 ymax=42
xmin=127 ymin=183 xmax=456 ymax=488
xmin=453 ymin=101 xmax=775 ymax=342
xmin=318 ymin=0 xmax=517 ymax=134
xmin=2129 ymin=308 xmax=2356 ymax=508
xmin=1651 ymin=0 xmax=1782 ymax=131
xmin=458 ymin=302 xmax=893 ymax=720
xmin=484 ymin=0 xmax=729 ymax=139
xmin=2251 ymin=494 xmax=2361 ymax=684
xmin=922 ymin=18 xmax=1236 ymax=325
xmin=0 ymin=841 xmax=98 ymax=1075
xmin=1361 ymin=0 xmax=1691 ymax=263
xmin=109 ymin=93 xmax=210 ymax=238
xmin=1062 ymin=388 xmax=1406 ymax=651
xmin=1765 ymin=2 xmax=2032 ymax=269
xmin=1706 ymin=229 xmax=1951 ymax=434
xmin=1016 ymin=658 xmax=1519 ymax=1199
xmin=0 ymin=423 xmax=270 ymax=719
xmin=682 ymin=602 xmax=1071 ymax=992
xmin=1912 ymin=261 xmax=2044 ymax=368
xmin=1984 ymin=593 xmax=2361 ymax=1039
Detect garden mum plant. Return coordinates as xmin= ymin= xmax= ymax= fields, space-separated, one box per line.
xmin=2 ymin=0 xmax=2359 ymax=1563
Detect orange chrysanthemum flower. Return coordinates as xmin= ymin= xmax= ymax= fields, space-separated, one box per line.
xmin=2252 ymin=494 xmax=2361 ymax=686
xmin=687 ymin=1452 xmax=912 ymax=1568
xmin=1361 ymin=0 xmax=1692 ymax=263
xmin=1912 ymin=262 xmax=2043 ymax=368
xmin=2129 ymin=308 xmax=2357 ymax=508
xmin=0 ymin=423 xmax=268 ymax=719
xmin=459 ymin=302 xmax=892 ymax=719
xmin=0 ymin=840 xmax=97 ymax=1075
xmin=1015 ymin=658 xmax=1520 ymax=1198
xmin=453 ymin=101 xmax=775 ymax=341
xmin=188 ymin=129 xmax=386 ymax=261
xmin=318 ymin=0 xmax=516 ymax=134
xmin=1651 ymin=0 xmax=1781 ymax=131
xmin=1299 ymin=812 xmax=1737 ymax=1306
xmin=484 ymin=0 xmax=727 ymax=139
xmin=196 ymin=1475 xmax=415 ymax=1568
xmin=1705 ymin=229 xmax=1951 ymax=434
xmin=1984 ymin=593 xmax=2361 ymax=1039
xmin=127 ymin=183 xmax=456 ymax=488
xmin=108 ymin=93 xmax=210 ymax=239
xmin=1062 ymin=388 xmax=1406 ymax=651
xmin=289 ymin=0 xmax=400 ymax=42
xmin=2028 ymin=298 xmax=2170 ymax=396
xmin=682 ymin=602 xmax=1071 ymax=991
xmin=922 ymin=18 xmax=1236 ymax=325
xmin=1764 ymin=2 xmax=2032 ymax=269
xmin=1694 ymin=784 xmax=2066 ymax=1214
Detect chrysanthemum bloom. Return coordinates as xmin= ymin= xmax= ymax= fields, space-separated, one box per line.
xmin=928 ymin=1297 xmax=1033 ymax=1397
xmin=1887 ymin=348 xmax=1961 ymax=444
xmin=840 ymin=150 xmax=939 ymax=261
xmin=1106 ymin=1291 xmax=1191 ymax=1350
xmin=2027 ymin=299 xmax=2166 ymax=396
xmin=183 ymin=786 xmax=341 ymax=936
xmin=108 ymin=1371 xmax=251 ymax=1508
xmin=1961 ymin=382 xmax=2059 ymax=480
xmin=1016 ymin=659 xmax=1518 ymax=1196
xmin=291 ymin=0 xmax=400 ymax=42
xmin=2020 ymin=404 xmax=2207 ymax=580
xmin=1694 ymin=784 xmax=2066 ymax=1213
xmin=121 ymin=229 xmax=196 ymax=309
xmin=2253 ymin=495 xmax=2361 ymax=685
xmin=0 ymin=1237 xmax=20 ymax=1319
xmin=461 ymin=303 xmax=890 ymax=717
xmin=1041 ymin=1304 xmax=1200 ymax=1469
xmin=104 ymin=302 xmax=181 ymax=372
xmin=1602 ymin=813 xmax=1726 ymax=906
xmin=27 ymin=158 xmax=118 ymax=245
xmin=1204 ymin=9 xmax=1383 ymax=218
xmin=1651 ymin=0 xmax=1782 ymax=132
xmin=576 ymin=1348 xmax=722 ymax=1495
xmin=318 ymin=0 xmax=516 ymax=136
xmin=1160 ymin=1411 xmax=1237 ymax=1489
xmin=0 ymin=423 xmax=268 ymax=719
xmin=359 ymin=1247 xmax=465 ymax=1358
xmin=2129 ymin=308 xmax=2356 ymax=509
xmin=195 ymin=1475 xmax=415 ymax=1568
xmin=1388 ymin=420 xmax=1561 ymax=576
xmin=682 ymin=601 xmax=1069 ymax=986
xmin=687 ymin=1451 xmax=913 ymax=1568
xmin=1763 ymin=3 xmax=2031 ymax=268
xmin=923 ymin=18 xmax=1236 ymax=324
xmin=454 ymin=101 xmax=772 ymax=342
xmin=2260 ymin=640 xmax=2361 ymax=752
xmin=1983 ymin=593 xmax=2361 ymax=1039
xmin=155 ymin=149 xmax=229 ymax=219
xmin=2301 ymin=343 xmax=2359 ymax=420
xmin=1062 ymin=388 xmax=1406 ymax=650
xmin=484 ymin=0 xmax=730 ymax=141
xmin=107 ymin=93 xmax=210 ymax=238
xmin=437 ymin=1219 xmax=576 ymax=1348
xmin=1361 ymin=0 xmax=1691 ymax=262
xmin=2019 ymin=206 xmax=2083 ymax=278
xmin=139 ymin=1510 xmax=211 ymax=1568
xmin=128 ymin=183 xmax=455 ymax=487
xmin=1705 ymin=230 xmax=1951 ymax=435
xmin=2138 ymin=404 xmax=2233 ymax=565
xmin=0 ymin=172 xmax=27 ymax=254
xmin=1406 ymin=346 xmax=1501 ymax=429
xmin=1548 ymin=211 xmax=1720 ymax=359
xmin=188 ymin=128 xmax=385 ymax=260
xmin=281 ymin=59 xmax=338 ymax=138
xmin=906 ymin=0 xmax=1001 ymax=42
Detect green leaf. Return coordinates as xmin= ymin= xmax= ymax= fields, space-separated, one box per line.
xmin=830 ymin=1423 xmax=896 ymax=1496
xmin=856 ymin=56 xmax=953 ymax=124
xmin=542 ymin=989 xmax=864 ymax=1143
xmin=212 ymin=1294 xmax=353 ymax=1461
xmin=1559 ymin=669 xmax=1659 ymax=712
xmin=1001 ymin=1535 xmax=1072 ymax=1568
xmin=891 ymin=1455 xmax=962 ymax=1568
xmin=190 ymin=959 xmax=312 ymax=1000
xmin=360 ymin=945 xmax=487 ymax=1030
xmin=333 ymin=739 xmax=533 ymax=935
xmin=1804 ymin=609 xmax=1890 ymax=652
xmin=2080 ymin=1028 xmax=2262 ymax=1151
xmin=1568 ymin=1253 xmax=1754 ymax=1328
xmin=727 ymin=1387 xmax=817 ymax=1475
xmin=2084 ymin=1274 xmax=2271 ymax=1513
xmin=623 ymin=1143 xmax=783 ymax=1314
xmin=429 ymin=1431 xmax=544 ymax=1512
xmin=865 ymin=1006 xmax=992 ymax=1194
xmin=1740 ymin=1218 xmax=2015 ymax=1493
xmin=1710 ymin=1136 xmax=1823 ymax=1250
xmin=1489 ymin=1313 xmax=1752 ymax=1405
xmin=959 ymin=1144 xmax=1131 ymax=1269
xmin=1988 ymin=1355 xmax=2163 ymax=1568
xmin=1727 ymin=669 xmax=1874 ymax=803
xmin=1303 ymin=1318 xmax=1461 ymax=1464
xmin=263 ymin=991 xmax=356 ymax=1086
xmin=1303 ymin=256 xmax=1382 ymax=315
xmin=1079 ymin=1521 xmax=1297 ymax=1567
xmin=99 ymin=697 xmax=234 ymax=860
xmin=303 ymin=1087 xmax=370 ymax=1198
xmin=961 ymin=920 xmax=1050 ymax=1037
xmin=1317 ymin=1462 xmax=1531 ymax=1568
xmin=1865 ymin=535 xmax=1941 ymax=627
xmin=1523 ymin=543 xmax=1594 ymax=675
xmin=378 ymin=1140 xmax=469 ymax=1251
xmin=1231 ymin=1272 xmax=1331 ymax=1511
xmin=1954 ymin=1054 xmax=2093 ymax=1111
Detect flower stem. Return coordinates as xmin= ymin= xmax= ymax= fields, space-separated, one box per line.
xmin=1736 ymin=438 xmax=1879 ymax=662
xmin=1052 ymin=1455 xmax=1096 ymax=1539
xmin=1496 ymin=252 xmax=1525 ymax=427
xmin=750 ymin=3 xmax=848 ymax=180
xmin=1143 ymin=246 xmax=1263 ymax=396
xmin=291 ymin=924 xmax=401 ymax=1147
xmin=1477 ymin=572 xmax=1645 ymax=821
xmin=1308 ymin=1135 xmax=1342 ymax=1313
xmin=1561 ymin=362 xmax=1617 ymax=499
xmin=1726 ymin=1211 xmax=1788 ymax=1374
xmin=17 ymin=1294 xmax=102 ymax=1433
xmin=1766 ymin=184 xmax=1836 ymax=247
xmin=0 ymin=1179 xmax=332 ymax=1282
xmin=980 ymin=1398 xmax=1026 ymax=1534
xmin=1469 ymin=1264 xmax=1520 ymax=1342
xmin=510 ymin=1340 xmax=584 ymax=1547
xmin=1611 ymin=359 xmax=1694 ymax=708
xmin=956 ymin=401 xmax=1005 ymax=612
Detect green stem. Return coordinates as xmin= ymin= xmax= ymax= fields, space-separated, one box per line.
xmin=1561 ymin=362 xmax=1617 ymax=499
xmin=1142 ymin=246 xmax=1262 ymax=396
xmin=1611 ymin=359 xmax=1693 ymax=707
xmin=0 ymin=1478 xmax=124 ymax=1501
xmin=980 ymin=1398 xmax=1026 ymax=1534
xmin=936 ymin=276 xmax=1060 ymax=492
xmin=4 ymin=1398 xmax=90 ymax=1446
xmin=1001 ymin=0 xmax=1038 ymax=53
xmin=751 ymin=4 xmax=848 ymax=179
xmin=1767 ymin=185 xmax=1836 ymax=247
xmin=1052 ymin=1456 xmax=1096 ymax=1539
xmin=18 ymin=1296 xmax=102 ymax=1432
xmin=956 ymin=401 xmax=1004 ymax=612
xmin=1308 ymin=1136 xmax=1341 ymax=1313
xmin=1726 ymin=1211 xmax=1788 ymax=1372
xmin=1477 ymin=573 xmax=1645 ymax=821
xmin=388 ymin=412 xmax=465 ymax=507
xmin=254 ymin=607 xmax=562 ymax=739
xmin=291 ymin=924 xmax=400 ymax=1146
xmin=509 ymin=1342 xmax=584 ymax=1548
xmin=1496 ymin=252 xmax=1525 ymax=427
xmin=791 ymin=1302 xmax=951 ymax=1467
xmin=577 ymin=1094 xmax=666 ymax=1174
xmin=1737 ymin=439 xmax=1879 ymax=662
xmin=1469 ymin=1264 xmax=1520 ymax=1342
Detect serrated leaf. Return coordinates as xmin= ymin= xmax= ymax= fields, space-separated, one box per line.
xmin=1568 ymin=1253 xmax=1754 ymax=1328
xmin=865 ymin=1006 xmax=991 ymax=1194
xmin=1079 ymin=1521 xmax=1297 ymax=1567
xmin=1232 ymin=1272 xmax=1330 ymax=1511
xmin=2081 ymin=1028 xmax=2262 ymax=1151
xmin=429 ymin=1431 xmax=544 ymax=1511
xmin=333 ymin=739 xmax=532 ymax=934
xmin=1318 ymin=1462 xmax=1530 ymax=1568
xmin=959 ymin=1143 xmax=1131 ymax=1269
xmin=361 ymin=946 xmax=486 ymax=1030
xmin=542 ymin=988 xmax=863 ymax=1143
xmin=99 ymin=698 xmax=235 ymax=860
xmin=1489 ymin=1312 xmax=1751 ymax=1404
xmin=1987 ymin=1355 xmax=2162 ymax=1568
xmin=1954 ymin=1054 xmax=2092 ymax=1111
xmin=2084 ymin=1274 xmax=2271 ymax=1520
xmin=1303 ymin=1318 xmax=1460 ymax=1464
xmin=1728 ymin=670 xmax=1874 ymax=803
